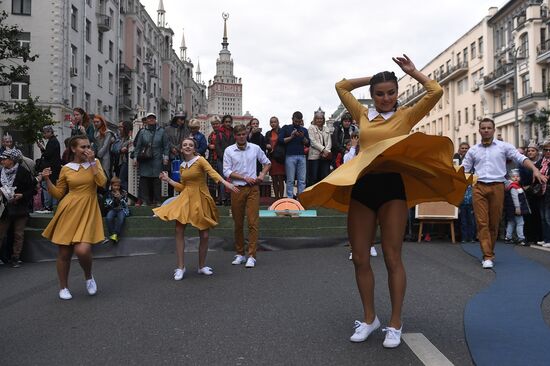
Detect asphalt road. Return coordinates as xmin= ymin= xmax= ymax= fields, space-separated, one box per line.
xmin=1 ymin=242 xmax=546 ymax=366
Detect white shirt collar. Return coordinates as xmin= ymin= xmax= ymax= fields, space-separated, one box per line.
xmin=232 ymin=142 xmax=249 ymax=151
xmin=65 ymin=162 xmax=91 ymax=171
xmin=368 ymin=108 xmax=395 ymax=121
xmin=180 ymin=156 xmax=200 ymax=169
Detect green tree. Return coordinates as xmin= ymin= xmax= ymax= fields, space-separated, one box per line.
xmin=3 ymin=97 xmax=55 ymax=144
xmin=0 ymin=9 xmax=37 ymax=86
xmin=0 ymin=8 xmax=55 ymax=144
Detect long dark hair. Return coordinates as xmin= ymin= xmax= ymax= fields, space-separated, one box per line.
xmin=73 ymin=107 xmax=90 ymax=127
xmin=369 ymin=71 xmax=399 ymax=111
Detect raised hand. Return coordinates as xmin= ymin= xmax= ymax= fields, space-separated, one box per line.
xmin=392 ymin=54 xmax=416 ymax=75
xmin=159 ymin=171 xmax=170 ymax=182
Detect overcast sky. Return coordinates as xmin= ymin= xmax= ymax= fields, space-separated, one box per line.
xmin=141 ymin=0 xmax=506 ymax=129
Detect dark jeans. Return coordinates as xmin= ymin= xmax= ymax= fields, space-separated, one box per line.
xmin=139 ymin=176 xmax=161 ymax=205
xmin=106 ymin=209 xmax=126 ymax=236
xmin=524 ymin=194 xmax=542 ymax=243
xmin=540 ymin=201 xmax=550 ymax=243
xmin=217 ymin=160 xmax=228 ymax=202
xmin=459 ymin=204 xmax=476 ymax=241
xmin=119 ymin=162 xmax=129 ymax=191
xmin=307 ymin=159 xmax=331 ymax=186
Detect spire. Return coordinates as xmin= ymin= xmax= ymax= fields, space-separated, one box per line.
xmin=221 ymin=12 xmax=229 ymax=50
xmin=180 ymin=28 xmax=187 ymax=60
xmin=196 ymin=58 xmax=202 ymax=83
xmin=157 ymin=0 xmax=166 ymax=27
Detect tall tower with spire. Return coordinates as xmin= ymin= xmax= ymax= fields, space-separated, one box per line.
xmin=157 ymin=0 xmax=165 ymax=27
xmin=208 ymin=13 xmax=242 ymax=116
xmin=180 ymin=29 xmax=187 ymax=60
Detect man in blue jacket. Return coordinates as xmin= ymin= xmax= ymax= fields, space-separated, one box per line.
xmin=278 ymin=111 xmax=310 ymax=198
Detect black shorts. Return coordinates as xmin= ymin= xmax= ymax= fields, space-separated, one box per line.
xmin=350 ymin=172 xmax=406 ymax=212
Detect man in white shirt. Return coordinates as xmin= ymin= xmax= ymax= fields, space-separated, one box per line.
xmin=223 ymin=124 xmax=271 ymax=268
xmin=462 ymin=118 xmax=546 ymax=269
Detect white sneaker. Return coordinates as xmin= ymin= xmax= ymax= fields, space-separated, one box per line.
xmin=348 ymin=252 xmax=353 ymax=260
xmin=382 ymin=326 xmax=402 ymax=348
xmin=59 ymin=288 xmax=72 ymax=300
xmin=370 ymin=246 xmax=378 ymax=257
xmin=537 ymin=241 xmax=545 ymax=245
xmin=173 ymin=268 xmax=186 ymax=281
xmin=85 ymin=277 xmax=97 ymax=295
xmin=482 ymin=259 xmax=494 ymax=269
xmin=197 ymin=266 xmax=214 ymax=276
xmin=543 ymin=243 xmax=550 ymax=248
xmin=350 ymin=317 xmax=380 ymax=342
xmin=232 ymin=254 xmax=246 ymax=265
xmin=245 ymin=256 xmax=256 ymax=268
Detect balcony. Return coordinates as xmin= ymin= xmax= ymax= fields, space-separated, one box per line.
xmin=483 ymin=64 xmax=514 ymax=90
xmin=120 ymin=95 xmax=132 ymax=111
xmin=436 ymin=61 xmax=469 ymax=85
xmin=119 ymin=63 xmax=132 ymax=80
xmin=536 ymin=39 xmax=550 ymax=63
xmin=97 ymin=14 xmax=112 ymax=32
xmin=399 ymin=87 xmax=426 ymax=106
xmin=518 ymin=92 xmax=547 ymax=110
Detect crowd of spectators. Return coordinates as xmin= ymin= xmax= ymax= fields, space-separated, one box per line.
xmin=1 ymin=104 xmax=550 ymax=267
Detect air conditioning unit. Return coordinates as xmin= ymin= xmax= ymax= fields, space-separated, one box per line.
xmin=70 ymin=67 xmax=78 ymax=77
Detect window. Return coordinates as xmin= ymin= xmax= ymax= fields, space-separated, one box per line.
xmin=85 ymin=93 xmax=90 ymax=112
xmin=446 ymin=60 xmax=451 ymax=71
xmin=17 ymin=32 xmax=30 ymax=50
xmin=71 ymin=6 xmax=78 ymax=31
xmin=463 ymin=47 xmax=468 ymax=63
xmin=543 ymin=68 xmax=547 ymax=92
xmin=85 ymin=19 xmax=91 ymax=43
xmin=86 ymin=0 xmax=91 ymax=6
xmin=109 ymin=41 xmax=114 ymax=61
xmin=521 ymin=73 xmax=530 ymax=96
xmin=457 ymin=110 xmax=461 ymax=126
xmin=478 ymin=37 xmax=484 ymax=57
xmin=98 ymin=32 xmax=103 ymax=53
xmin=471 ymin=42 xmax=476 ymax=59
xmin=108 ymin=73 xmax=113 ymax=93
xmin=465 ymin=107 xmax=469 ymax=124
xmin=519 ymin=32 xmax=529 ymax=58
xmin=70 ymin=45 xmax=77 ymax=69
xmin=457 ymin=77 xmax=468 ymax=95
xmin=97 ymin=99 xmax=103 ymax=114
xmin=473 ymin=104 xmax=477 ymax=121
xmin=457 ymin=53 xmax=461 ymax=66
xmin=473 ymin=133 xmax=477 ymax=144
xmin=12 ymin=0 xmax=31 ymax=15
xmin=97 ymin=65 xmax=103 ymax=87
xmin=85 ymin=56 xmax=91 ymax=79
xmin=71 ymin=85 xmax=77 ymax=107
xmin=10 ymin=76 xmax=29 ymax=100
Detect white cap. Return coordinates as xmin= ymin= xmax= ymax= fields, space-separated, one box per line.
xmin=146 ymin=112 xmax=157 ymax=119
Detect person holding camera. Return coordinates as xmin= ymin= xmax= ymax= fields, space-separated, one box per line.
xmin=278 ymin=111 xmax=310 ymax=198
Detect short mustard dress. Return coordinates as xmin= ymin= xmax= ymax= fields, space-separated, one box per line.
xmin=300 ymin=79 xmax=471 ymax=212
xmin=42 ymin=159 xmax=108 ymax=245
xmin=153 ymin=156 xmax=222 ymax=230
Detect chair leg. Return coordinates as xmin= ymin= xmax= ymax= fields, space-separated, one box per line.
xmin=450 ymin=221 xmax=455 ymax=243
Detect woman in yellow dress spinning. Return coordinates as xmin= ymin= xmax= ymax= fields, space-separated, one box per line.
xmin=42 ymin=135 xmax=108 ymax=300
xmin=153 ymin=137 xmax=238 ymax=280
xmin=300 ymin=55 xmax=470 ymax=348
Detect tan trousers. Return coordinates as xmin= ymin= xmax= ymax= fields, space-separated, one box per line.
xmin=473 ymin=182 xmax=504 ymax=260
xmin=231 ymin=185 xmax=260 ymax=258
xmin=0 ymin=216 xmax=28 ymax=259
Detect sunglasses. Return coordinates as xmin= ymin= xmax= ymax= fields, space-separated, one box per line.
xmin=544 ymin=148 xmax=550 ymax=152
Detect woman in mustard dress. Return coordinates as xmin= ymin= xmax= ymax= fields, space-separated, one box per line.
xmin=42 ymin=135 xmax=108 ymax=300
xmin=300 ymin=55 xmax=470 ymax=348
xmin=153 ymin=137 xmax=238 ymax=280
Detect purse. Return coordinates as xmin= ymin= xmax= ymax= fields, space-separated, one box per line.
xmin=137 ymin=129 xmax=156 ymax=161
xmin=272 ymin=143 xmax=286 ymax=164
